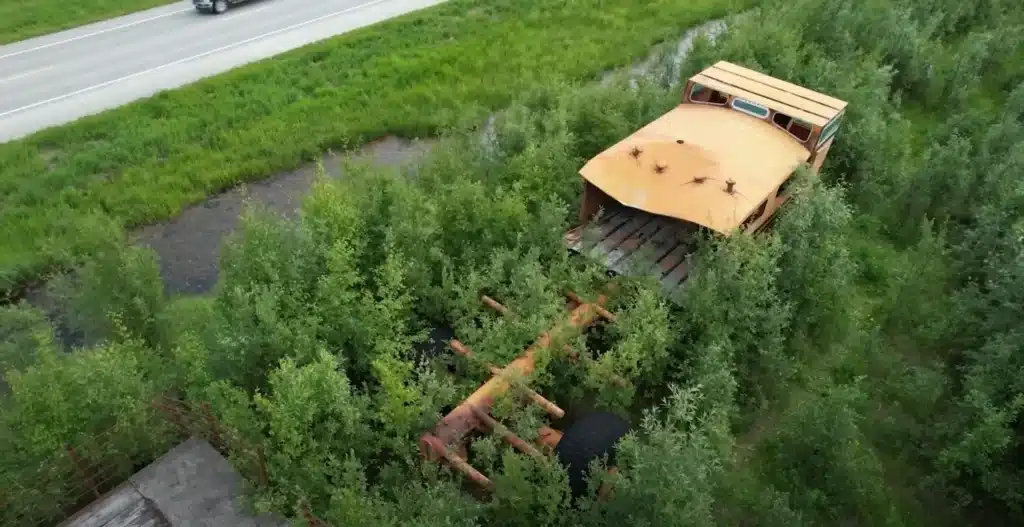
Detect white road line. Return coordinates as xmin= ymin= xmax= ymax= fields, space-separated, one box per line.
xmin=0 ymin=66 xmax=55 ymax=84
xmin=215 ymin=2 xmax=276 ymax=21
xmin=0 ymin=7 xmax=195 ymax=60
xmin=0 ymin=0 xmax=389 ymax=119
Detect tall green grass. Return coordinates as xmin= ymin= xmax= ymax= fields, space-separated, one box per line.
xmin=0 ymin=0 xmax=755 ymax=298
xmin=0 ymin=0 xmax=174 ymax=45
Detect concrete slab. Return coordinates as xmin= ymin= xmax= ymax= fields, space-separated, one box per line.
xmin=58 ymin=481 xmax=169 ymax=527
xmin=60 ymin=437 xmax=289 ymax=527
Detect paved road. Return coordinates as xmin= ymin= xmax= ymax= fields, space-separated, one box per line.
xmin=0 ymin=0 xmax=445 ymax=143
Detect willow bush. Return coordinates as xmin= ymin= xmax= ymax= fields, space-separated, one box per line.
xmin=2 ymin=0 xmax=1023 ymax=524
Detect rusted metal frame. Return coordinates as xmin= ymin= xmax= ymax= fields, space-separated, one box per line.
xmin=562 ymin=292 xmax=634 ymax=389
xmin=542 ymin=291 xmax=628 ymax=388
xmin=470 ymin=406 xmax=546 ymax=461
xmin=481 ymin=295 xmax=508 ymax=316
xmin=420 ymin=433 xmax=494 ymax=491
xmin=481 ymin=295 xmax=614 ymax=374
xmin=564 ymin=291 xmax=616 ymax=323
xmin=420 ymin=297 xmax=609 ymax=490
xmin=483 ymin=290 xmax=617 ymax=347
xmin=479 ymin=292 xmax=579 ymax=361
xmin=449 ymin=339 xmax=566 ymax=419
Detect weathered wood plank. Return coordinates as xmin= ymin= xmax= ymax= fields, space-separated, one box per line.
xmin=609 ymin=217 xmax=682 ymax=275
xmin=571 ymin=207 xmax=631 ymax=252
xmin=656 ymin=243 xmax=691 ymax=276
xmin=587 ymin=211 xmax=651 ymax=261
xmin=605 ymin=217 xmax=669 ymax=274
xmin=660 ymin=255 xmax=693 ymax=289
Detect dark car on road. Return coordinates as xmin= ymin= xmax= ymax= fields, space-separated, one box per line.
xmin=193 ymin=0 xmax=244 ymax=14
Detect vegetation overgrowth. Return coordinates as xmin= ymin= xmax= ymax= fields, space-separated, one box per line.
xmin=0 ymin=0 xmax=754 ymax=298
xmin=2 ymin=0 xmax=1024 ymax=525
xmin=0 ymin=0 xmax=173 ymax=45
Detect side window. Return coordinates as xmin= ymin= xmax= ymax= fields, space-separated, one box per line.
xmin=817 ymin=113 xmax=843 ymax=148
xmin=742 ymin=199 xmax=768 ymax=230
xmin=689 ymin=83 xmax=728 ymax=105
xmin=730 ymin=97 xmax=770 ymax=119
xmin=772 ymin=112 xmax=812 ymax=142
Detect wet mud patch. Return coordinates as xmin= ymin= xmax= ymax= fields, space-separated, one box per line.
xmin=133 ymin=136 xmax=436 ymax=296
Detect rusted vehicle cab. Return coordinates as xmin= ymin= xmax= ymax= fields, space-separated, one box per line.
xmin=419 ymin=61 xmax=848 ymax=500
xmin=564 ymin=61 xmax=848 ymax=294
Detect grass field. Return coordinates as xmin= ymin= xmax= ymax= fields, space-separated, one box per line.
xmin=0 ymin=0 xmax=174 ymax=45
xmin=0 ymin=0 xmax=756 ymax=298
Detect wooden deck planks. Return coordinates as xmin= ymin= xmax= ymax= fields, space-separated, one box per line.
xmin=576 ymin=205 xmax=696 ymax=289
xmin=585 ymin=209 xmax=648 ymax=260
xmin=569 ymin=207 xmax=628 ymax=252
xmin=616 ymin=219 xmax=699 ymax=277
xmin=607 ymin=217 xmax=676 ymax=275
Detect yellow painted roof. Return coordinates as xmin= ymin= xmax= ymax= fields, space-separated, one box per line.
xmin=578 ymin=104 xmax=811 ymax=234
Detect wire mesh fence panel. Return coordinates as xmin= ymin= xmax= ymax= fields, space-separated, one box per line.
xmin=1 ymin=392 xmax=327 ymax=526
xmin=2 ymin=453 xmax=84 ymax=526
xmin=1 ymin=394 xmax=193 ymax=526
xmin=150 ymin=394 xmax=269 ymax=486
xmin=0 ymin=422 xmax=175 ymax=527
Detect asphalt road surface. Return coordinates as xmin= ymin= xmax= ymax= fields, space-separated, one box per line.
xmin=0 ymin=0 xmax=445 ymax=143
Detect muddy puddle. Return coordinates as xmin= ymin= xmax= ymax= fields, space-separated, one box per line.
xmin=133 ymin=136 xmax=436 ymax=295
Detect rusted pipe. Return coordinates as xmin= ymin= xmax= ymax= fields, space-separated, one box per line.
xmin=448 ymin=338 xmax=475 ymax=359
xmin=481 ymin=295 xmax=509 ymax=316
xmin=420 ymin=433 xmax=494 ymax=491
xmin=449 ymin=339 xmax=566 ymax=419
xmin=565 ymin=291 xmax=617 ymax=323
xmin=471 ymin=407 xmax=545 ymax=461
